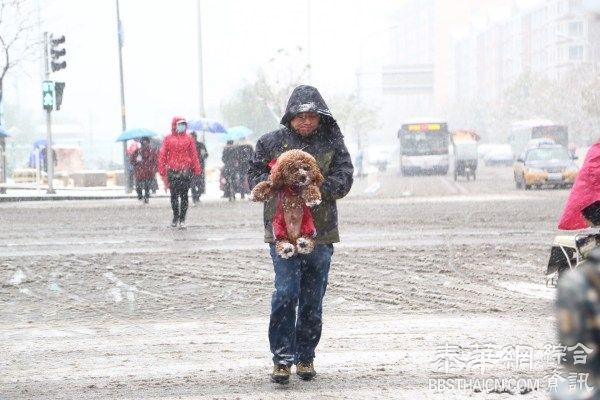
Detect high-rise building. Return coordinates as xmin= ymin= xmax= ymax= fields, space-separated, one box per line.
xmin=453 ymin=0 xmax=600 ymax=104
xmin=356 ymin=0 xmax=508 ymax=139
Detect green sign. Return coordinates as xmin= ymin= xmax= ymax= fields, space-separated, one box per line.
xmin=42 ymin=80 xmax=54 ymax=111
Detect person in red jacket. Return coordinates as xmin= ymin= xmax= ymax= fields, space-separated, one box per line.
xmin=130 ymin=136 xmax=158 ymax=204
xmin=558 ymin=139 xmax=600 ymax=230
xmin=158 ymin=117 xmax=201 ymax=228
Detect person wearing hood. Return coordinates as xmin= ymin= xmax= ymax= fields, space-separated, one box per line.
xmin=158 ymin=117 xmax=201 ymax=228
xmin=554 ymin=140 xmax=600 ymax=399
xmin=247 ymin=85 xmax=354 ymax=383
xmin=558 ymin=139 xmax=600 ymax=230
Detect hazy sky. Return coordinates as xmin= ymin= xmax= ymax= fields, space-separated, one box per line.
xmin=8 ymin=1 xmax=394 ymax=140
xmin=4 ymin=0 xmax=546 ymax=160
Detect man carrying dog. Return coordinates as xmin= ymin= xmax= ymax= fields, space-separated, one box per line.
xmin=247 ymin=85 xmax=354 ymax=384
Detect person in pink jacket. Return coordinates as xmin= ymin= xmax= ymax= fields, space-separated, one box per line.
xmin=158 ymin=117 xmax=201 ymax=228
xmin=558 ymin=140 xmax=600 ymax=230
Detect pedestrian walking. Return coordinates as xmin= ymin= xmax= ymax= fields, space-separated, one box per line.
xmin=247 ymin=85 xmax=354 ymax=384
xmin=149 ymin=137 xmax=162 ymax=194
xmin=158 ymin=117 xmax=201 ymax=228
xmin=190 ymin=131 xmax=209 ymax=205
xmin=130 ymin=137 xmax=158 ymax=204
xmin=126 ymin=140 xmax=139 ymax=192
xmin=222 ymin=140 xmax=238 ymax=201
xmin=234 ymin=138 xmax=254 ymax=199
xmin=40 ymin=146 xmax=57 ymax=173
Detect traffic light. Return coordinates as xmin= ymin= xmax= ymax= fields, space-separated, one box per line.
xmin=55 ymin=82 xmax=65 ymax=110
xmin=42 ymin=80 xmax=54 ymax=111
xmin=49 ymin=35 xmax=66 ymax=72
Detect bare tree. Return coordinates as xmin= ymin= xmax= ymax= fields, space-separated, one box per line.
xmin=0 ymin=0 xmax=39 ymax=108
xmin=329 ymin=92 xmax=379 ymax=148
xmin=253 ymin=46 xmax=311 ymax=121
xmin=220 ymin=46 xmax=310 ymax=134
xmin=221 ymin=46 xmax=379 ymax=144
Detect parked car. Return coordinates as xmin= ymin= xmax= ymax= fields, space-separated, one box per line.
xmin=366 ymin=145 xmax=395 ymax=172
xmin=483 ymin=144 xmax=513 ymax=166
xmin=513 ymin=144 xmax=578 ymax=190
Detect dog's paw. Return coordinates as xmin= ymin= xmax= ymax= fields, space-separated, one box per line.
xmin=301 ymin=186 xmax=322 ymax=207
xmin=277 ymin=242 xmax=296 ymax=259
xmin=296 ymin=237 xmax=315 ymax=254
xmin=250 ymin=181 xmax=273 ymax=202
xmin=305 ymin=199 xmax=321 ymax=207
xmin=249 ymin=190 xmax=264 ymax=202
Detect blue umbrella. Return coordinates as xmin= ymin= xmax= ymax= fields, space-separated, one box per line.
xmin=33 ymin=138 xmax=47 ymax=148
xmin=116 ymin=128 xmax=157 ymax=142
xmin=187 ymin=118 xmax=227 ymax=133
xmin=0 ymin=126 xmax=9 ymax=138
xmin=220 ymin=125 xmax=253 ymax=142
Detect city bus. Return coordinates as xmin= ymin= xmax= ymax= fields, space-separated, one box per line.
xmin=397 ymin=121 xmax=450 ymax=175
xmin=508 ymin=120 xmax=568 ymax=159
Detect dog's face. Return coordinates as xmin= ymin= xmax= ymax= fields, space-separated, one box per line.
xmin=271 ymin=150 xmax=324 ymax=188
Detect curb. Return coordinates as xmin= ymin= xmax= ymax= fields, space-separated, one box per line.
xmin=0 ymin=195 xmax=141 ymax=202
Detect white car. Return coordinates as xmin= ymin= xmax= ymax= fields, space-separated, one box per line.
xmin=366 ymin=145 xmax=396 ymax=172
xmin=483 ymin=144 xmax=513 ymax=166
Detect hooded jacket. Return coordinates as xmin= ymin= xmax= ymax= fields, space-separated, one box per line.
xmin=158 ymin=117 xmax=202 ymax=178
xmin=558 ymin=140 xmax=600 ymax=230
xmin=247 ymin=85 xmax=354 ymax=244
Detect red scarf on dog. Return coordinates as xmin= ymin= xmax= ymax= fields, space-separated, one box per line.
xmin=268 ymin=159 xmax=317 ymax=240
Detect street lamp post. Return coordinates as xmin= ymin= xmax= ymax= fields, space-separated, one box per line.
xmin=197 ymin=0 xmax=205 ymax=118
xmin=306 ymin=0 xmax=312 ymax=83
xmin=115 ymin=0 xmax=130 ymax=193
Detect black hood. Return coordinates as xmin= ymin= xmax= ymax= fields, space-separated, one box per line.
xmin=280 ymin=85 xmax=341 ymax=136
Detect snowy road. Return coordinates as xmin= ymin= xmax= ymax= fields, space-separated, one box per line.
xmin=1 ymin=165 xmax=567 ymax=399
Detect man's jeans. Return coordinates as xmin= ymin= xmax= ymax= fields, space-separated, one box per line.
xmin=268 ymin=243 xmax=333 ymax=366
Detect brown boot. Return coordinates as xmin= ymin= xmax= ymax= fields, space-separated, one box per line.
xmin=271 ymin=364 xmax=291 ymax=384
xmin=296 ymin=361 xmax=316 ymax=380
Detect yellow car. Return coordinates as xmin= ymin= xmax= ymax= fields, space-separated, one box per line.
xmin=513 ymin=144 xmax=578 ymax=189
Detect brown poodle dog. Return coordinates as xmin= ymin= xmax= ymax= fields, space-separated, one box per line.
xmin=251 ymin=149 xmax=324 ymax=258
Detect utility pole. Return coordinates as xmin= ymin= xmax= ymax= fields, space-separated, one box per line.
xmin=115 ymin=0 xmax=129 ymax=193
xmin=197 ymin=0 xmax=205 ymax=118
xmin=43 ymin=32 xmax=55 ymax=194
xmin=306 ymin=0 xmax=312 ymax=83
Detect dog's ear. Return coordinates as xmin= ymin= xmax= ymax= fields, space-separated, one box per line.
xmin=314 ymin=169 xmax=325 ymax=187
xmin=270 ymin=161 xmax=284 ymax=188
